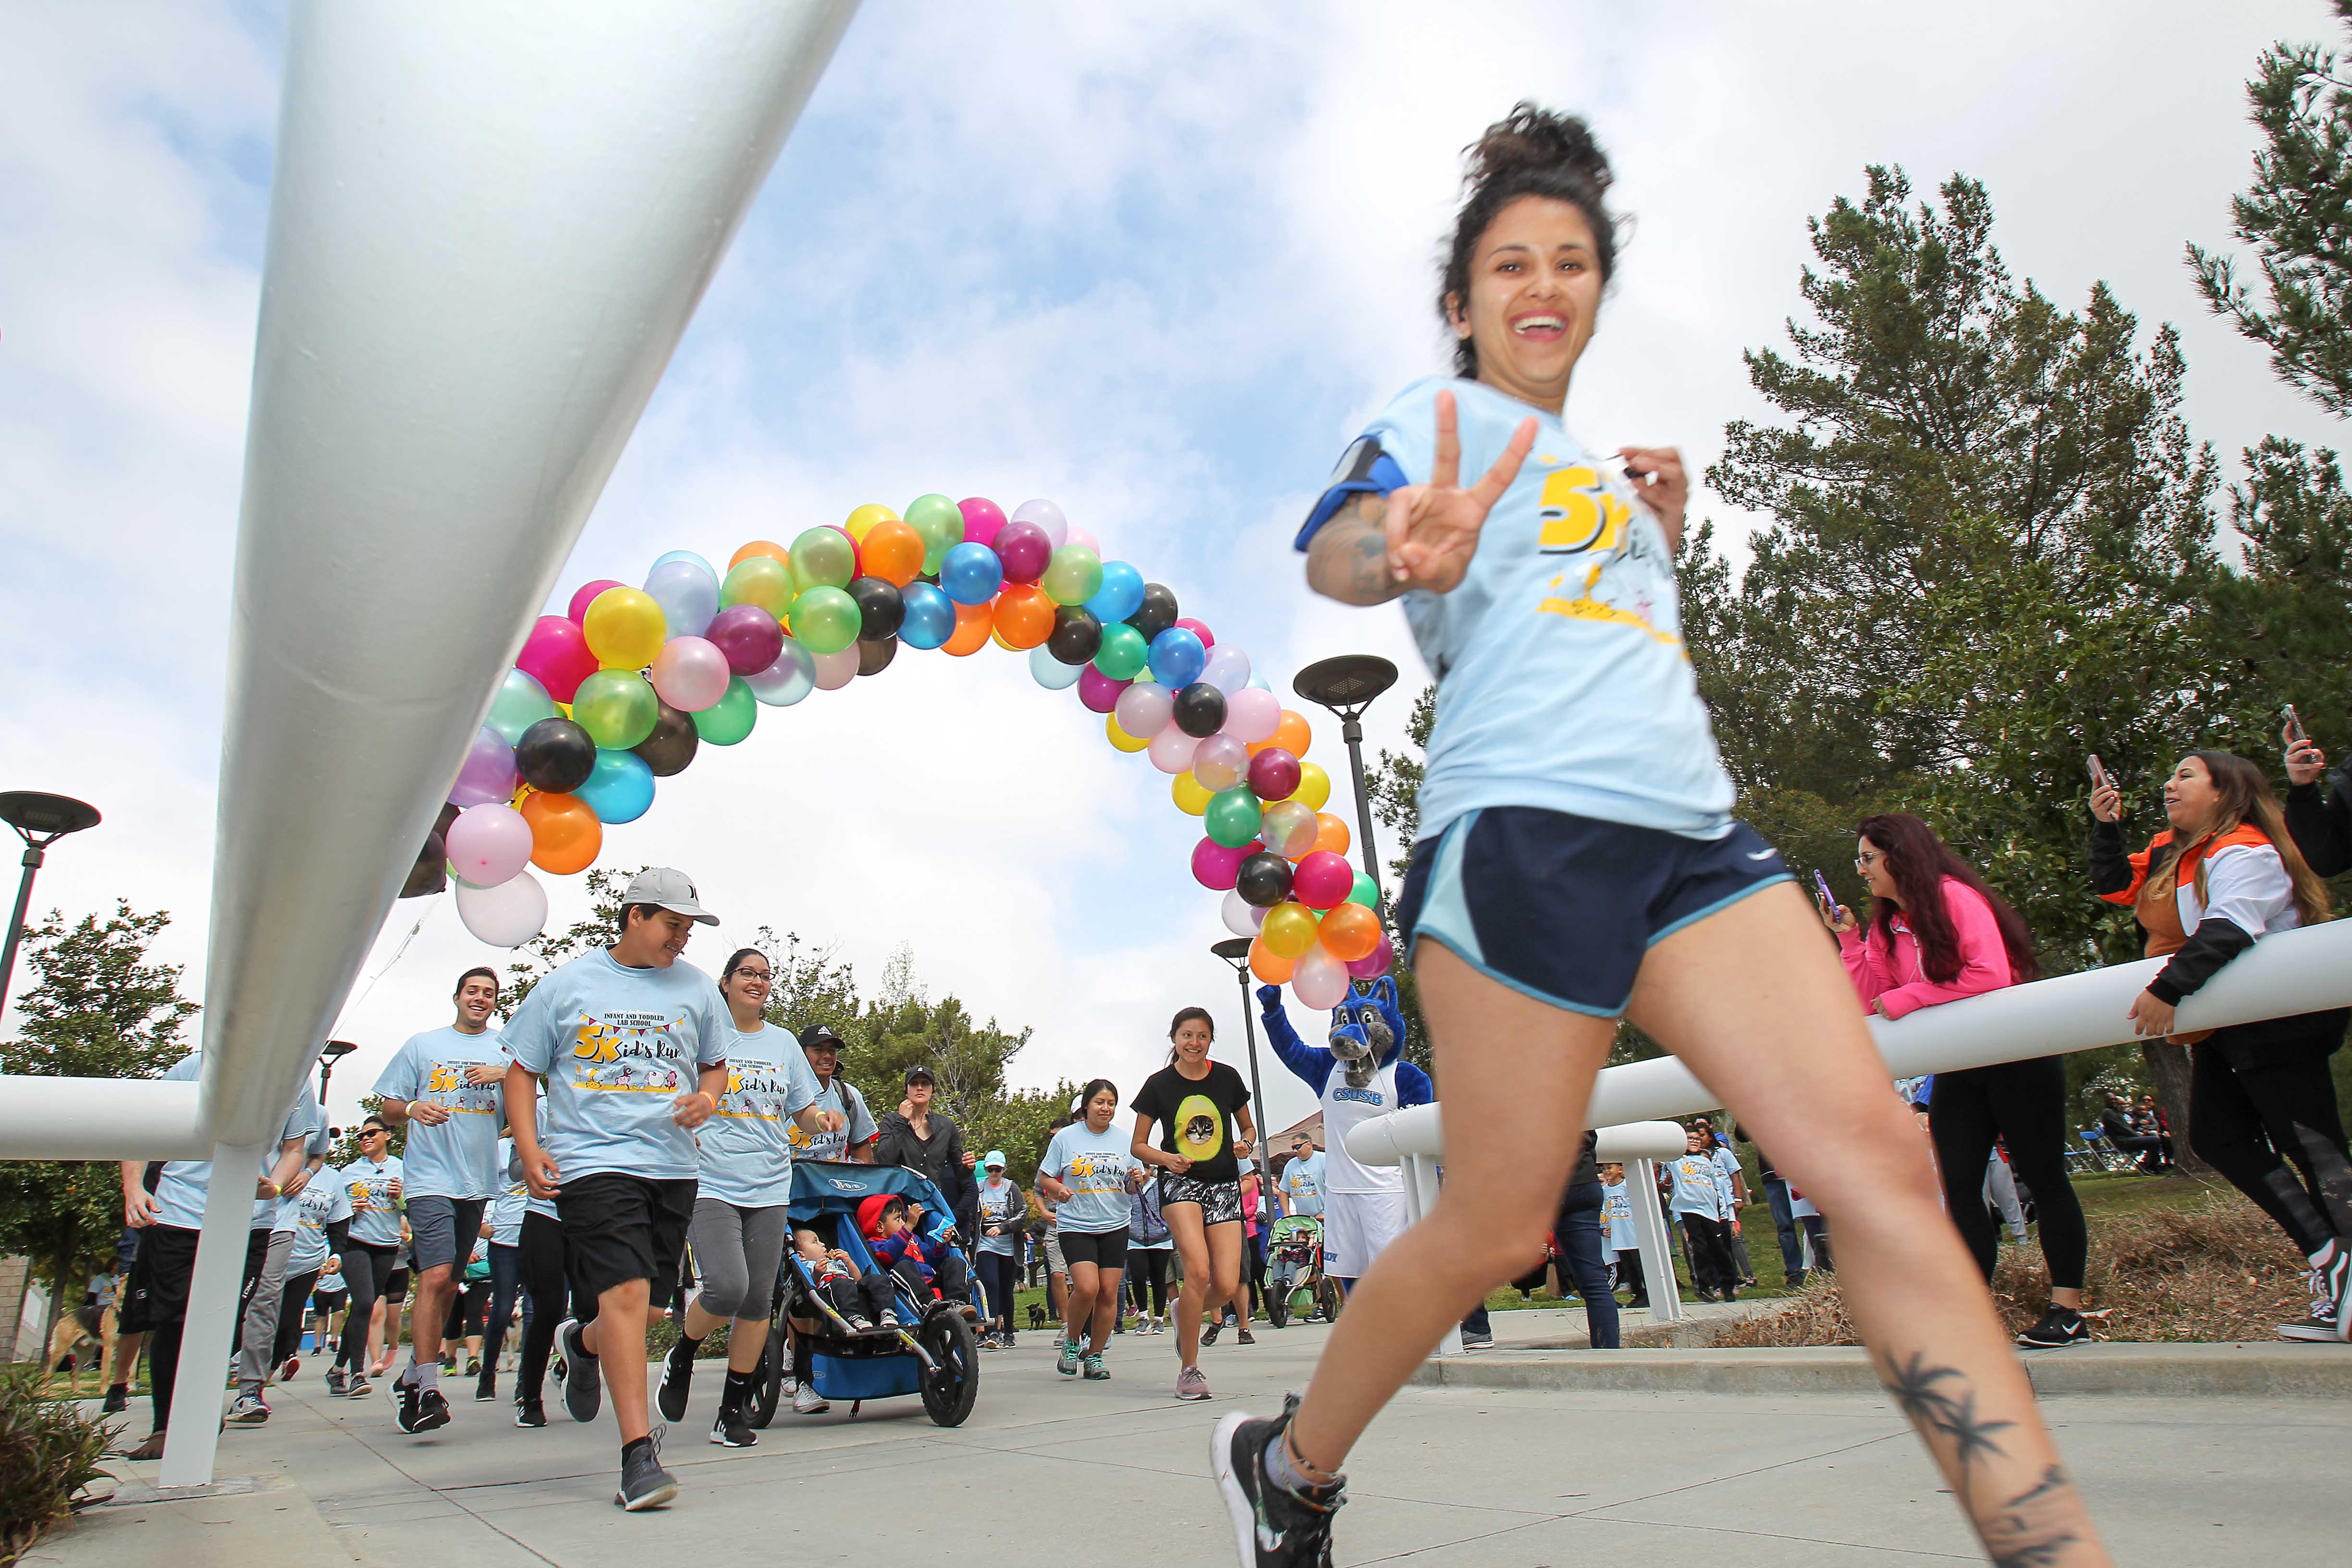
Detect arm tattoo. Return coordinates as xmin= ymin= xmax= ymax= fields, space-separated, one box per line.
xmin=1306 ymin=494 xmax=1402 ymax=606
xmin=1878 ymin=1352 xmax=2086 ymax=1566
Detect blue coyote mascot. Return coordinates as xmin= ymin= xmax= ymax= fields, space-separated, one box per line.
xmin=1258 ymin=977 xmax=1432 ymax=1288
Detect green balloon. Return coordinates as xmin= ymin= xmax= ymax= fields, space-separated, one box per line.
xmin=790 ymin=527 xmax=856 ymax=592
xmin=572 ymin=669 xmax=659 ymax=750
xmin=1348 ymin=870 xmax=1379 ymax=908
xmin=1093 ymin=621 xmax=1148 ymax=679
xmin=691 ymin=677 xmax=758 ymax=745
xmin=1205 ymin=787 xmax=1265 ymax=849
xmin=790 ymin=585 xmax=861 ymax=655
xmin=485 ymin=667 xmax=559 ymax=745
xmin=906 ymin=493 xmax=963 ymax=575
xmin=1041 ymin=543 xmax=1104 ymax=606
xmin=720 ymin=555 xmax=794 ymax=617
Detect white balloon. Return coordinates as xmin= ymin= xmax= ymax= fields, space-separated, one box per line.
xmin=455 ymin=868 xmax=548 ymax=947
xmin=1030 ymin=643 xmax=1084 ymax=689
xmin=1012 ymin=498 xmax=1067 ymax=549
xmin=811 ymin=648 xmax=858 ymax=691
xmin=1221 ymin=889 xmax=1265 ymax=938
xmin=1202 ymin=645 xmax=1252 ymax=696
xmin=1148 ymin=726 xmax=1199 ymax=775
xmin=745 ymin=636 xmax=816 ymax=706
xmin=1291 ymin=944 xmax=1350 ymax=1010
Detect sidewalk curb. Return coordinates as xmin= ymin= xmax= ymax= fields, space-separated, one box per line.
xmin=1411 ymin=1341 xmax=2352 ymax=1398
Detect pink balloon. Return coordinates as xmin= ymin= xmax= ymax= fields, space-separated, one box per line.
xmin=705 ymin=604 xmax=784 ymax=676
xmin=1078 ymin=667 xmax=1130 ymax=714
xmin=567 ymin=579 xmax=624 ymax=625
xmin=1174 ymin=616 xmax=1214 ymax=650
xmin=958 ymin=497 xmax=1006 ymax=548
xmin=1149 ymin=727 xmax=1199 ymax=775
xmin=1291 ymin=945 xmax=1350 ymax=1009
xmin=994 ymin=520 xmax=1052 ymax=583
xmin=811 ymin=648 xmax=859 ymax=691
xmin=449 ymin=724 xmax=519 ymax=807
xmin=1222 ymin=686 xmax=1282 ymax=744
xmin=649 ymin=635 xmax=732 ymax=712
xmin=446 ymin=803 xmax=534 ymax=887
xmin=1192 ymin=836 xmax=1250 ymax=890
xmin=1192 ymin=733 xmax=1249 ymax=792
xmin=1293 ymin=850 xmax=1355 ymax=910
xmin=517 ymin=616 xmax=599 ymax=702
xmin=1346 ymin=943 xmax=1395 ymax=980
xmin=1115 ymin=682 xmax=1175 ymax=739
xmin=1064 ymin=526 xmax=1099 ymax=556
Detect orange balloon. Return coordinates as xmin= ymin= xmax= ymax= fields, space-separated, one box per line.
xmin=992 ymin=584 xmax=1055 ymax=649
xmin=1249 ymin=934 xmax=1295 ymax=985
xmin=1313 ymin=812 xmax=1352 ymax=858
xmin=1249 ymin=710 xmax=1312 ymax=758
xmin=942 ymin=599 xmax=993 ymax=657
xmin=1317 ymin=901 xmax=1383 ymax=962
xmin=520 ymin=791 xmax=601 ymax=875
xmin=861 ymin=519 xmax=924 ymax=587
xmin=730 ymin=539 xmax=790 ymax=569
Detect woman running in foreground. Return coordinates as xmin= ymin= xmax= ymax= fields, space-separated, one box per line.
xmin=1210 ymin=104 xmax=2109 ymax=1568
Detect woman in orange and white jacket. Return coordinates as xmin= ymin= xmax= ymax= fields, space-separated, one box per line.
xmin=2091 ymin=750 xmax=2350 ymax=1343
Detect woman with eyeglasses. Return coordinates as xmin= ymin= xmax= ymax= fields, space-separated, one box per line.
xmin=330 ymin=1116 xmax=406 ymax=1399
xmin=1822 ymin=813 xmax=2089 ymax=1350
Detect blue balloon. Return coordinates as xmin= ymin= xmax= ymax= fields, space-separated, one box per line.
xmin=1247 ymin=673 xmax=1272 ymax=691
xmin=1147 ymin=626 xmax=1207 ymax=687
xmin=1083 ymin=560 xmax=1146 ymax=624
xmin=651 ymin=549 xmax=717 ymax=578
xmin=899 ymin=582 xmax=956 ymax=649
xmin=643 ymin=558 xmax=719 ymax=640
xmin=938 ymin=542 xmax=1005 ymax=607
xmin=1029 ymin=643 xmax=1084 ymax=690
xmin=574 ymin=747 xmax=656 ymax=824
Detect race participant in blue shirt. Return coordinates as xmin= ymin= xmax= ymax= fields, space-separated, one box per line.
xmin=1039 ymin=1080 xmax=1145 ymax=1381
xmin=502 ymin=868 xmax=730 ymax=1513
xmin=790 ymin=1024 xmax=878 ymax=1162
xmin=1212 ymin=104 xmax=2108 ymax=1568
xmin=1277 ymin=1137 xmax=1324 ymax=1219
xmin=372 ymin=965 xmax=506 ymax=1434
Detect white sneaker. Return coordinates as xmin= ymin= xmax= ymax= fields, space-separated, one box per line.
xmin=879 ymin=1308 xmax=901 ymax=1329
xmin=792 ymin=1383 xmax=830 ymax=1414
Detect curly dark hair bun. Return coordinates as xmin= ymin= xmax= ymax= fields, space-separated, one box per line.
xmin=1442 ymin=103 xmax=1619 ymax=377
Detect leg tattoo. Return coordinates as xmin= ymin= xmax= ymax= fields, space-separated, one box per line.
xmin=1878 ymin=1352 xmax=2087 ymax=1565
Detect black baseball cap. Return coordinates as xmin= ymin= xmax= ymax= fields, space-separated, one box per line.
xmin=797 ymin=1025 xmax=846 ymax=1053
xmin=904 ymin=1064 xmax=935 ymax=1084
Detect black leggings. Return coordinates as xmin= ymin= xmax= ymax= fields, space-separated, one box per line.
xmin=335 ymin=1242 xmax=399 ymax=1372
xmin=1127 ymin=1248 xmax=1170 ymax=1314
xmin=481 ymin=1242 xmax=523 ymax=1371
xmin=1928 ymin=1056 xmax=2088 ymax=1290
xmin=2190 ymin=1026 xmax=2352 ymax=1257
xmin=271 ymin=1268 xmax=321 ymax=1366
xmin=974 ymin=1250 xmax=1018 ymax=1329
xmin=515 ymin=1213 xmax=571 ymax=1401
xmin=1679 ymin=1214 xmax=1737 ymax=1296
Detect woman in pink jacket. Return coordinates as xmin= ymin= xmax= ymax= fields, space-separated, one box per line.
xmin=1821 ymin=813 xmax=2090 ymax=1350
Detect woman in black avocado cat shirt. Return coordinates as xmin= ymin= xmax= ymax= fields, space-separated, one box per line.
xmin=1131 ymin=1005 xmax=1257 ymax=1404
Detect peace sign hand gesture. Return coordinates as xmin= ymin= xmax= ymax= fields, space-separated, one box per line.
xmin=1384 ymin=390 xmax=1537 ymax=595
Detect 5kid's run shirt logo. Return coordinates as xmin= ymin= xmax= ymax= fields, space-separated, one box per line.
xmin=716 ymin=1062 xmax=799 ymax=1121
xmin=420 ymin=1060 xmax=500 ymax=1115
xmin=1062 ymin=1152 xmax=1127 ymax=1199
xmin=1533 ymin=457 xmax=1674 ymax=647
xmin=567 ymin=1011 xmax=695 ymax=1092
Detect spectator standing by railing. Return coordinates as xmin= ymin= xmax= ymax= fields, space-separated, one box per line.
xmin=2283 ymin=722 xmax=2351 ymax=876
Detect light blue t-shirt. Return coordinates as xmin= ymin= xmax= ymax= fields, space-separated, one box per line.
xmin=1040 ymin=1122 xmax=1139 ymax=1235
xmin=1710 ymin=1146 xmax=1742 ymax=1211
xmin=695 ymin=1023 xmax=821 ymax=1209
xmin=975 ymin=1176 xmax=1022 ymax=1256
xmin=1602 ymin=1179 xmax=1635 ymax=1250
xmin=1298 ymin=376 xmax=1735 ymax=842
xmin=283 ymin=1165 xmax=353 ymax=1274
xmin=1278 ymin=1151 xmax=1326 ymax=1217
xmin=489 ymin=1137 xmax=528 ymax=1246
xmin=150 ymin=1053 xmax=323 ymax=1230
xmin=1666 ymin=1151 xmax=1728 ymax=1220
xmin=787 ymin=1076 xmax=876 ymax=1164
xmin=499 ymin=948 xmax=730 ymax=1183
xmin=340 ymin=1155 xmax=406 ymax=1246
xmin=371 ymin=1024 xmax=507 ymax=1200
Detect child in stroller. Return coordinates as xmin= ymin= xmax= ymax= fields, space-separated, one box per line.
xmin=791 ymin=1227 xmax=901 ymax=1333
xmin=860 ymin=1194 xmax=975 ymax=1312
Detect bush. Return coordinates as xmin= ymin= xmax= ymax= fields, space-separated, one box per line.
xmin=0 ymin=1362 xmax=111 ymax=1565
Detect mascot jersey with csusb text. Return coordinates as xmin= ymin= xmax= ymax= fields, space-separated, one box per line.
xmin=1259 ymin=979 xmax=1431 ymax=1194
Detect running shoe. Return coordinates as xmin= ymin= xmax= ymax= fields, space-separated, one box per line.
xmin=1176 ymin=1364 xmax=1212 ymax=1401
xmin=345 ymin=1373 xmax=373 ymax=1400
xmin=475 ymin=1370 xmax=498 ymax=1402
xmin=615 ymin=1433 xmax=678 ymax=1511
xmin=1002 ymin=1332 xmax=1017 ymax=1349
xmin=325 ymin=1366 xmax=346 ymax=1398
xmin=514 ymin=1399 xmax=546 ymax=1429
xmin=465 ymin=1357 xmax=481 ymax=1377
xmin=880 ymin=1308 xmax=902 ymax=1330
xmin=709 ymin=1408 xmax=758 ymax=1448
xmin=223 ymin=1395 xmax=270 ymax=1426
xmin=1458 ymin=1327 xmax=1495 ymax=1351
xmin=101 ymin=1384 xmax=128 ymax=1416
xmin=1237 ymin=1327 xmax=1256 ymax=1346
xmin=394 ymin=1375 xmax=453 ymax=1434
xmin=657 ymin=1338 xmax=695 ymax=1422
xmin=275 ymin=1355 xmax=300 ymax=1384
xmin=2278 ymin=1305 xmax=2344 ymax=1342
xmin=1212 ymin=1396 xmax=1345 ymax=1568
xmin=554 ymin=1320 xmax=601 ymax=1423
xmin=1202 ymin=1321 xmax=1224 ymax=1347
xmin=1057 ymin=1339 xmax=1082 ymax=1376
xmin=792 ymin=1383 xmax=829 ymax=1415
xmin=2016 ymin=1305 xmax=2090 ymax=1349
xmin=1082 ymin=1353 xmax=1109 ymax=1381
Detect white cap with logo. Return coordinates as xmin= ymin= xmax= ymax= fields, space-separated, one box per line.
xmin=621 ymin=867 xmax=719 ymax=925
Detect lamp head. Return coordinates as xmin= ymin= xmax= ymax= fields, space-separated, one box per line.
xmin=0 ymin=792 xmax=101 ymax=844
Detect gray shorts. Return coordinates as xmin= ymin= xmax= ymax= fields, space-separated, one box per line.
xmin=1044 ymin=1229 xmax=1066 ymax=1275
xmin=686 ymin=1197 xmax=791 ymax=1322
xmin=406 ymin=1194 xmax=488 ymax=1273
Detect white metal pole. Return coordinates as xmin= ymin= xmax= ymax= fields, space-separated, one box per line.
xmin=1625 ymin=1157 xmax=1680 ymax=1326
xmin=156 ymin=1143 xmax=265 ymax=1489
xmin=1400 ymin=1153 xmax=1466 ymax=1357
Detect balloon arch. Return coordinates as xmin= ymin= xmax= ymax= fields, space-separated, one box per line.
xmin=415 ymin=493 xmax=1390 ymax=1012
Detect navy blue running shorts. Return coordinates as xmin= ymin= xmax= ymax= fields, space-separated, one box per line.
xmin=1392 ymin=806 xmax=1792 ymax=1017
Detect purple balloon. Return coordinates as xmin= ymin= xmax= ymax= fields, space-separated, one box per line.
xmin=1247 ymin=747 xmax=1302 ymax=802
xmin=449 ymin=724 xmax=519 ymax=807
xmin=1078 ymin=666 xmax=1131 ymax=714
xmin=1191 ymin=836 xmax=1251 ymax=891
xmin=705 ymin=603 xmax=784 ymax=676
xmin=993 ymin=520 xmax=1053 ymax=584
xmin=1345 ymin=943 xmax=1395 ymax=980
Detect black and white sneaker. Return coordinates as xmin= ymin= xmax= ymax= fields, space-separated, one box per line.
xmin=2016 ymin=1304 xmax=2091 ymax=1348
xmin=709 ymin=1409 xmax=758 ymax=1448
xmin=515 ymin=1399 xmax=546 ymax=1428
xmin=393 ymin=1371 xmax=453 ymax=1434
xmin=325 ymin=1366 xmax=347 ymax=1398
xmin=1202 ymin=1320 xmax=1224 ymax=1348
xmin=657 ymin=1338 xmax=695 ymax=1422
xmin=475 ymin=1370 xmax=498 ymax=1403
xmin=555 ymin=1320 xmax=601 ymax=1423
xmin=1212 ymin=1396 xmax=1344 ymax=1568
xmin=615 ymin=1433 xmax=679 ymax=1511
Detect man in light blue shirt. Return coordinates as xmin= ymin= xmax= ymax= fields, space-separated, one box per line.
xmin=1278 ymin=1136 xmax=1326 ymax=1219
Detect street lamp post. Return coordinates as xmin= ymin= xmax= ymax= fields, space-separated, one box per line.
xmin=0 ymin=792 xmax=102 ymax=1021
xmin=1291 ymin=656 xmax=1398 ymax=902
xmin=1210 ymin=937 xmax=1277 ymax=1195
xmin=318 ymin=1039 xmax=360 ymax=1110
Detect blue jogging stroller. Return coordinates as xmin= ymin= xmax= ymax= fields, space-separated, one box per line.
xmin=750 ymin=1160 xmax=980 ymax=1428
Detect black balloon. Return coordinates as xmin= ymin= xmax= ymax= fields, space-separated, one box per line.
xmin=515 ymin=716 xmax=596 ymax=793
xmin=857 ymin=636 xmax=899 ymax=677
xmin=1126 ymin=583 xmax=1178 ymax=643
xmin=1048 ymin=606 xmax=1103 ymax=665
xmin=400 ymin=831 xmax=447 ymax=899
xmin=632 ymin=702 xmax=699 ymax=777
xmin=848 ymin=576 xmax=906 ymax=641
xmin=433 ymin=801 xmax=460 ymax=839
xmin=1236 ymin=851 xmax=1295 ymax=908
xmin=1172 ymin=681 xmax=1227 ymax=738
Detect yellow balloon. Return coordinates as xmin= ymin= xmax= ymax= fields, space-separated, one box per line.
xmin=1288 ymin=760 xmax=1332 ymax=812
xmin=843 ymin=502 xmax=899 ymax=542
xmin=1106 ymin=713 xmax=1151 ymax=753
xmin=1261 ymin=901 xmax=1321 ymax=959
xmin=582 ymin=586 xmax=666 ymax=670
xmin=1172 ymin=772 xmax=1212 ymax=816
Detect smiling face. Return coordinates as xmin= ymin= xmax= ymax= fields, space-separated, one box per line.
xmin=1172 ymin=1015 xmax=1214 ymax=1066
xmin=722 ymin=955 xmax=772 ymax=1018
xmin=453 ymin=973 xmax=498 ymax=1029
xmin=615 ymin=907 xmax=695 ymax=968
xmin=2163 ymin=756 xmax=2221 ymax=833
xmin=1686 ymin=1129 xmax=1707 ymax=1156
xmin=1085 ymin=1087 xmax=1118 ymax=1132
xmin=1446 ymin=195 xmax=1606 ymax=410
xmin=1855 ymin=837 xmax=1898 ymax=903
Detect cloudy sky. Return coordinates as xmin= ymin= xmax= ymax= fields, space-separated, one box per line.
xmin=3 ymin=0 xmax=2342 ymax=1137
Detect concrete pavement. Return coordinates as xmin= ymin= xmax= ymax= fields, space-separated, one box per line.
xmin=34 ymin=1311 xmax=2347 ymax=1567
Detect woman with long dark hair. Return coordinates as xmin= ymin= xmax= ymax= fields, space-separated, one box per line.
xmin=1132 ymin=1006 xmax=1256 ymax=1402
xmin=1040 ymin=1080 xmax=1142 ymax=1380
xmin=2093 ymin=751 xmax=2350 ymax=1342
xmin=1825 ymin=813 xmax=2089 ymax=1348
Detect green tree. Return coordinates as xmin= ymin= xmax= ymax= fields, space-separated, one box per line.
xmin=0 ymin=904 xmax=199 ymax=1362
xmin=2189 ymin=0 xmax=2352 ymax=417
